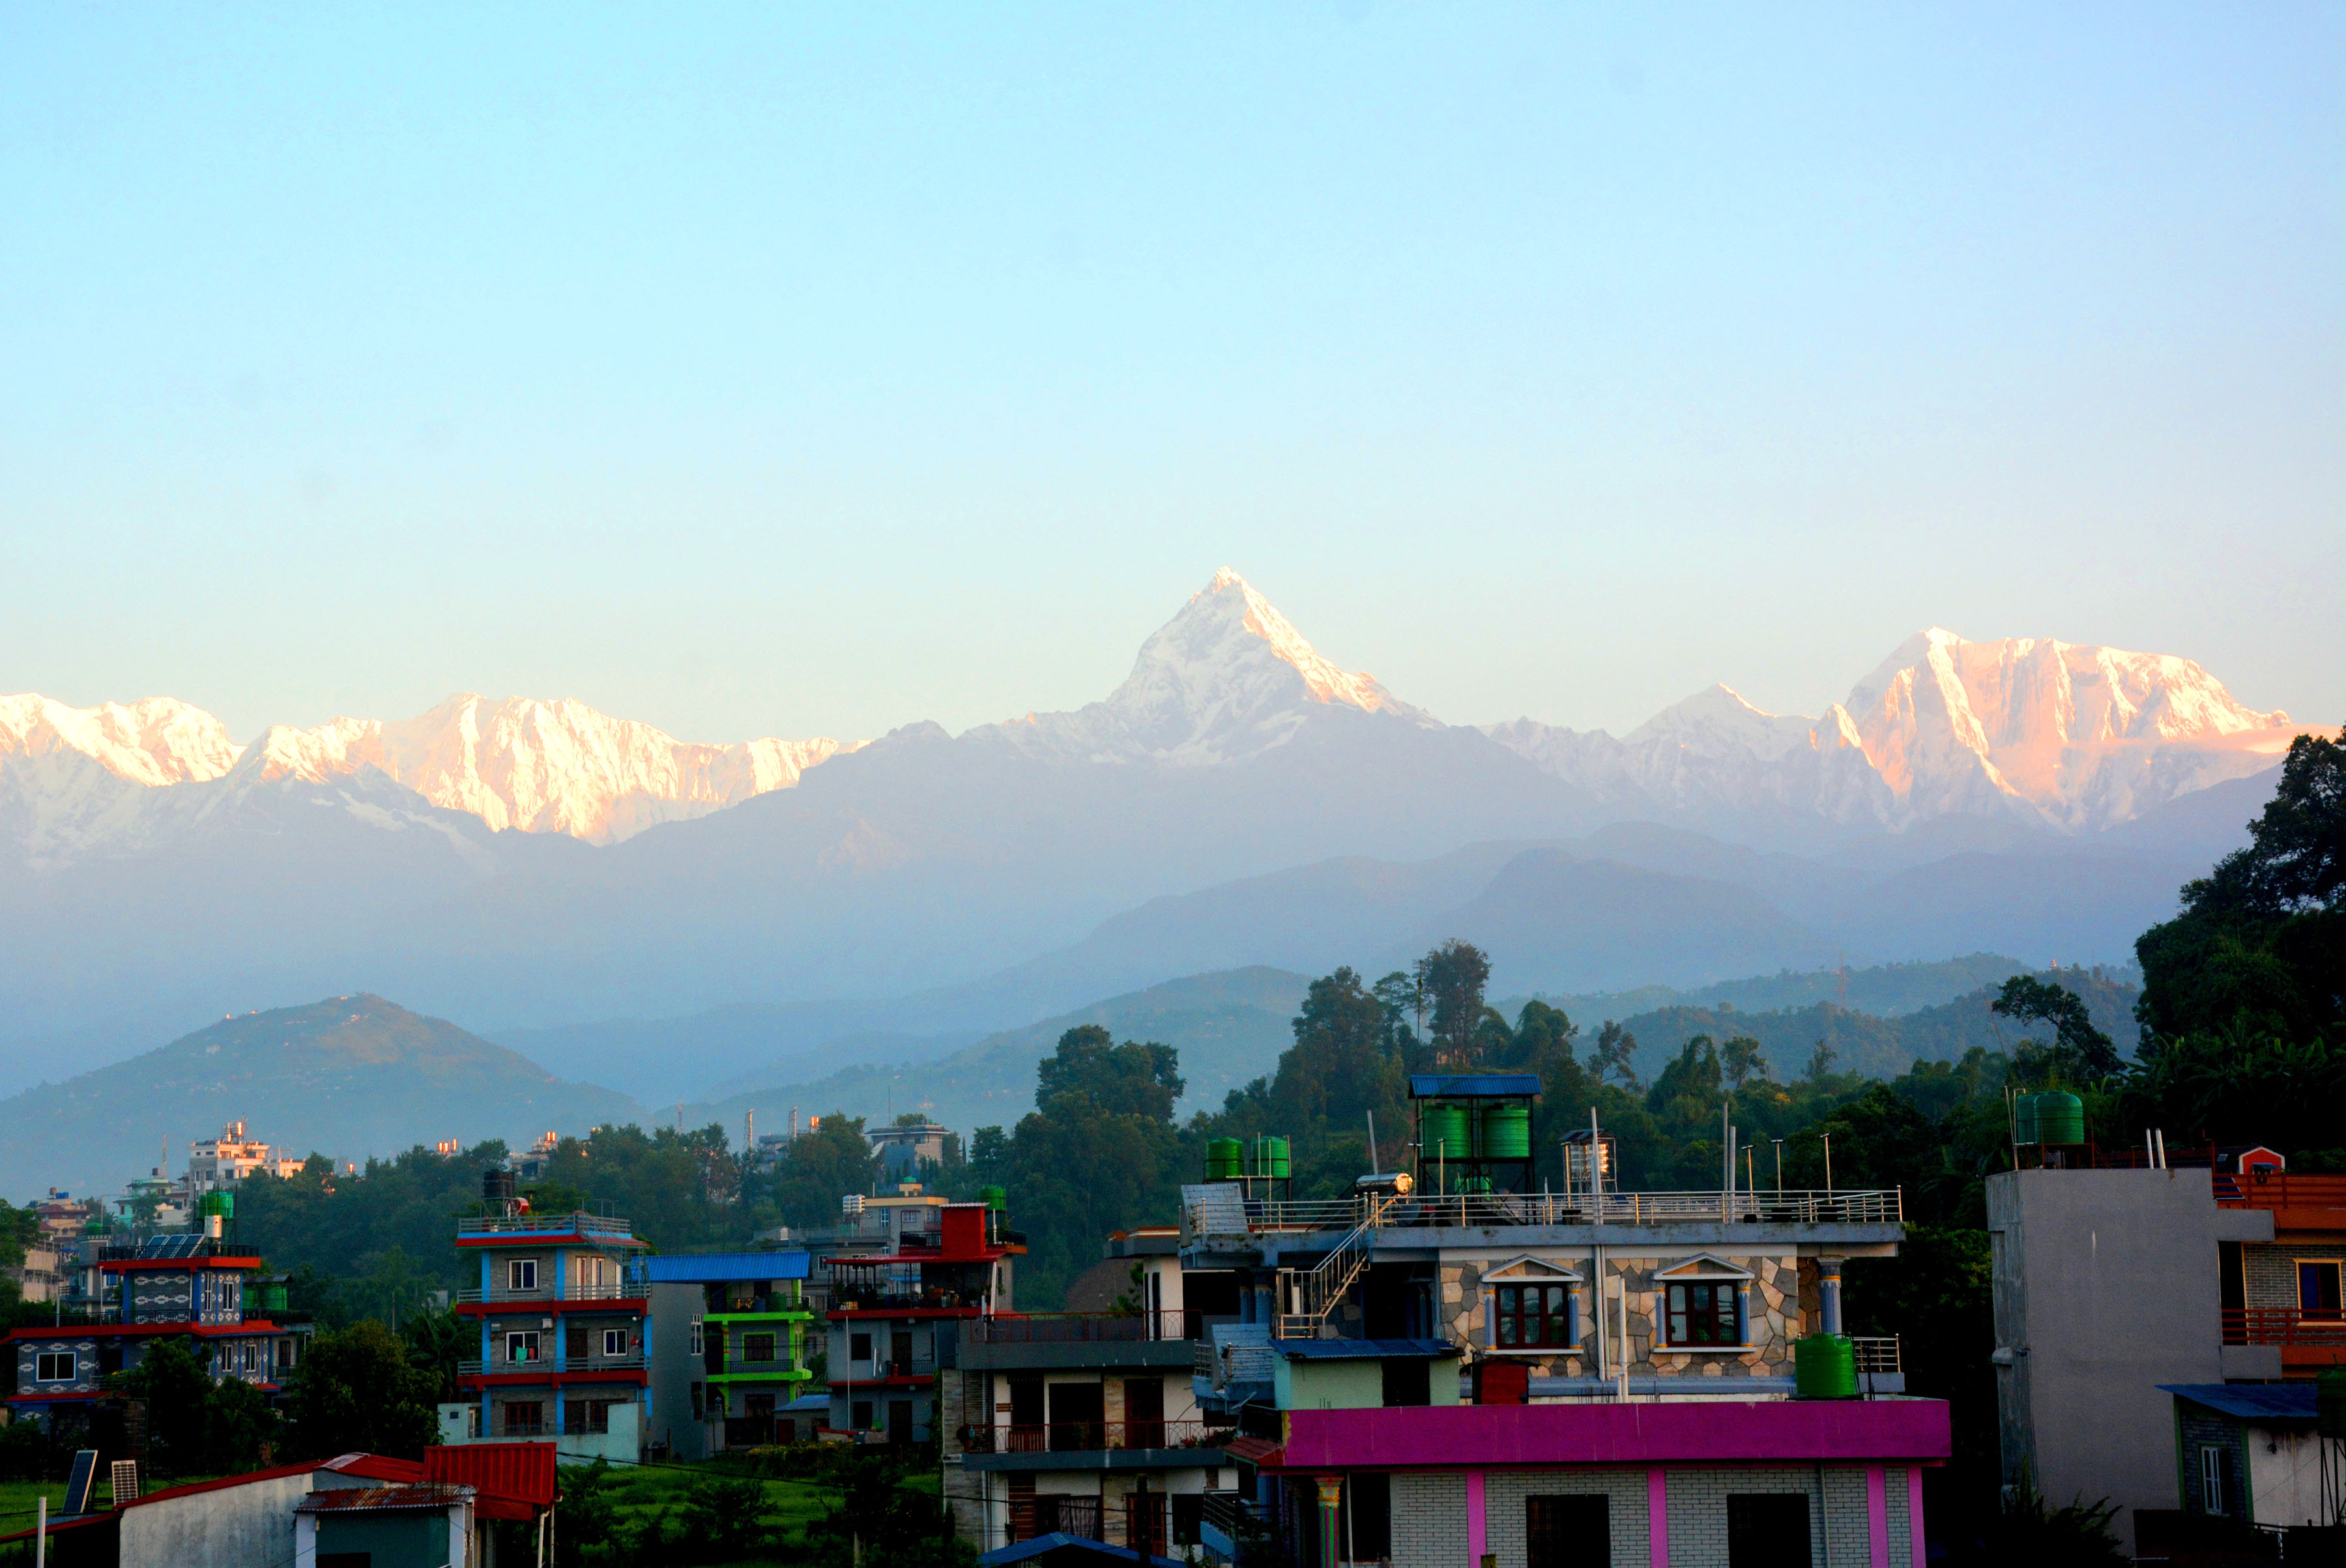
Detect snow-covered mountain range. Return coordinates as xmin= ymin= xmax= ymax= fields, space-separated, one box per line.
xmin=0 ymin=568 xmax=2314 ymax=867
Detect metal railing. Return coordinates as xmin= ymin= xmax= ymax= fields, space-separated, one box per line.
xmin=457 ymin=1352 xmax=646 ymax=1376
xmin=966 ymin=1311 xmax=1199 ymax=1344
xmin=2222 ymin=1308 xmax=2346 ymax=1347
xmin=1850 ymin=1336 xmax=1901 ymax=1374
xmin=2214 ymin=1174 xmax=2346 ymax=1213
xmin=454 ymin=1281 xmax=638 ymax=1305
xmin=456 ymin=1212 xmax=635 ymax=1238
xmin=959 ymin=1418 xmax=1236 ymax=1455
xmin=1186 ymin=1187 xmax=1903 ymax=1238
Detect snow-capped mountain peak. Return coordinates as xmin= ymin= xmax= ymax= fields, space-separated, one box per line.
xmin=983 ymin=568 xmax=1433 ymax=763
xmin=0 ymin=693 xmax=242 ymax=785
xmin=1624 ymin=684 xmax=1817 ymax=762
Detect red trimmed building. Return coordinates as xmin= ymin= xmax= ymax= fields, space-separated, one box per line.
xmin=4 ymin=1233 xmax=304 ymax=1438
xmin=450 ymin=1203 xmax=652 ymax=1459
xmin=827 ymin=1197 xmax=1022 ymax=1443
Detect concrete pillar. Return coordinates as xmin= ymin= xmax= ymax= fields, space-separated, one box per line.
xmin=1735 ymin=1280 xmax=1753 ymax=1345
xmin=1819 ymin=1258 xmax=1844 ymax=1337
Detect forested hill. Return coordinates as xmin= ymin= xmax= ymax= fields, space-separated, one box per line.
xmin=1518 ymin=951 xmax=2091 ymax=1026
xmin=1604 ymin=965 xmax=2140 ymax=1082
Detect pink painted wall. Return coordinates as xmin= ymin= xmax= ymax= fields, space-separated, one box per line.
xmin=1277 ymin=1399 xmax=1951 ymax=1470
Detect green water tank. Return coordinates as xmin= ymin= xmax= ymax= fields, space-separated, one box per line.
xmin=81 ymin=1213 xmax=108 ymax=1240
xmin=1247 ymin=1137 xmax=1291 ymax=1179
xmin=199 ymin=1191 xmax=235 ymax=1220
xmin=2035 ymin=1092 xmax=2085 ymax=1146
xmin=2319 ymin=1369 xmax=2346 ymax=1440
xmin=2014 ymin=1094 xmax=2040 ymax=1145
xmin=1455 ymin=1175 xmax=1494 ymax=1195
xmin=979 ymin=1185 xmax=1007 ymax=1212
xmin=1204 ymin=1139 xmax=1243 ymax=1182
xmin=1480 ymin=1104 xmax=1531 ymax=1160
xmin=1421 ymin=1105 xmax=1470 ymax=1163
xmin=1794 ymin=1334 xmax=1859 ymax=1399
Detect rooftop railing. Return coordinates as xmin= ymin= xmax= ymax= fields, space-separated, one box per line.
xmin=966 ymin=1311 xmax=1200 ymax=1344
xmin=1186 ymin=1187 xmax=1902 ymax=1238
xmin=456 ymin=1212 xmax=637 ymax=1239
xmin=2214 ymin=1174 xmax=2346 ymax=1213
xmin=957 ymin=1418 xmax=1235 ymax=1455
xmin=454 ymin=1281 xmax=639 ymax=1305
xmin=457 ymin=1352 xmax=646 ymax=1376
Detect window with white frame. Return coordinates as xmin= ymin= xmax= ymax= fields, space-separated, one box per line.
xmin=1496 ymin=1285 xmax=1576 ymax=1348
xmin=508 ymin=1258 xmax=540 ymax=1293
xmin=1654 ymin=1257 xmax=1752 ymax=1348
xmin=35 ymin=1351 xmax=74 ymax=1382
xmin=602 ymin=1328 xmax=626 ymax=1357
xmin=2201 ymin=1445 xmax=2229 ymax=1515
xmin=690 ymin=1320 xmax=704 ymax=1356
xmin=506 ymin=1330 xmax=542 ymax=1364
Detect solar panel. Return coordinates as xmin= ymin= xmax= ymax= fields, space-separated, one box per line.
xmin=64 ymin=1449 xmax=97 ymax=1515
xmin=139 ymin=1234 xmax=203 ymax=1258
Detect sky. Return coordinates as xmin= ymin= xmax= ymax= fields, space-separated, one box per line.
xmin=2 ymin=3 xmax=2338 ymax=745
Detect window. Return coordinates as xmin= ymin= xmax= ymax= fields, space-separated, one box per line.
xmin=1666 ymin=1282 xmax=1742 ymax=1346
xmin=2298 ymin=1262 xmax=2342 ymax=1320
xmin=1347 ymin=1474 xmax=1392 ymax=1561
xmin=1380 ymin=1357 xmax=1430 ymax=1407
xmin=690 ymin=1382 xmax=704 ymax=1421
xmin=1496 ymin=1284 xmax=1575 ymax=1348
xmin=744 ymin=1333 xmax=777 ymax=1363
xmin=603 ymin=1328 xmax=627 ymax=1357
xmin=1171 ymin=1493 xmax=1206 ymax=1548
xmin=689 ymin=1320 xmax=704 ymax=1356
xmin=1726 ymin=1493 xmax=1811 ymax=1568
xmin=577 ymin=1255 xmax=608 ymax=1294
xmin=508 ymin=1258 xmax=539 ymax=1293
xmin=502 ymin=1401 xmax=543 ymax=1436
xmin=506 ymin=1330 xmax=542 ymax=1364
xmin=852 ymin=1400 xmax=874 ymax=1432
xmin=1527 ymin=1494 xmax=1606 ymax=1568
xmin=850 ymin=1332 xmax=873 ymax=1363
xmin=35 ymin=1351 xmax=75 ymax=1382
xmin=2201 ymin=1445 xmax=2229 ymax=1515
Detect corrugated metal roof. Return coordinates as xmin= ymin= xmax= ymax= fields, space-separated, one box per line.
xmin=976 ymin=1531 xmax=1188 ymax=1567
xmin=296 ymin=1484 xmax=474 ymax=1513
xmin=1408 ymin=1073 xmax=1542 ymax=1098
xmin=2160 ymin=1384 xmax=2319 ymax=1421
xmin=1279 ymin=1337 xmax=1462 ymax=1360
xmin=426 ymin=1442 xmax=559 ymax=1507
xmin=639 ymin=1251 xmax=811 ymax=1283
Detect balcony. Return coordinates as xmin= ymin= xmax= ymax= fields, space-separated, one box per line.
xmin=457 ymin=1352 xmax=646 ymax=1376
xmin=1183 ymin=1188 xmax=1903 ymax=1240
xmin=456 ymin=1213 xmax=637 ymax=1240
xmin=2222 ymin=1308 xmax=2346 ymax=1348
xmin=967 ymin=1311 xmax=1198 ymax=1344
xmin=2215 ymin=1174 xmax=2346 ymax=1213
xmin=958 ymin=1417 xmax=1236 ymax=1455
xmin=454 ymin=1281 xmax=639 ymax=1305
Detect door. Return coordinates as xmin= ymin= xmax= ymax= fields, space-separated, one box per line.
xmin=1127 ymin=1486 xmax=1168 ymax=1558
xmin=1048 ymin=1381 xmax=1105 ymax=1451
xmin=890 ymin=1329 xmax=914 ymax=1375
xmin=1008 ymin=1373 xmax=1045 ymax=1451
xmin=1123 ymin=1376 xmax=1165 ymax=1447
xmin=887 ymin=1398 xmax=914 ymax=1445
xmin=1726 ymin=1493 xmax=1812 ymax=1568
xmin=1526 ymin=1494 xmax=1606 ymax=1568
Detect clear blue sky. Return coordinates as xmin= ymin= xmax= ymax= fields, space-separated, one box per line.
xmin=3 ymin=4 xmax=2338 ymax=743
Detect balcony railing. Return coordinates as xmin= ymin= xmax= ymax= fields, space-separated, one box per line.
xmin=959 ymin=1418 xmax=1236 ymax=1455
xmin=456 ymin=1213 xmax=636 ymax=1239
xmin=829 ymin=1292 xmax=986 ymax=1314
xmin=457 ymin=1352 xmax=647 ymax=1376
xmin=454 ymin=1281 xmax=638 ymax=1305
xmin=1185 ymin=1188 xmax=1902 ymax=1238
xmin=2214 ymin=1174 xmax=2346 ymax=1213
xmin=2222 ymin=1308 xmax=2346 ymax=1347
xmin=966 ymin=1311 xmax=1200 ymax=1344
xmin=1850 ymin=1336 xmax=1901 ymax=1374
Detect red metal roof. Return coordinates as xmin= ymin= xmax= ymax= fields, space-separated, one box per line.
xmin=100 ymin=1255 xmax=263 ymax=1273
xmin=119 ymin=1452 xmax=425 ymax=1509
xmin=297 ymin=1483 xmax=474 ymax=1513
xmin=5 ymin=1319 xmax=287 ymax=1341
xmin=426 ymin=1442 xmax=558 ymax=1511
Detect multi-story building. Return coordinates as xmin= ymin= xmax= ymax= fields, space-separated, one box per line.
xmin=638 ymin=1251 xmax=817 ymax=1460
xmin=186 ymin=1121 xmax=304 ymax=1194
xmin=3 ymin=1228 xmax=306 ymax=1437
xmin=1990 ymin=1145 xmax=2346 ymax=1554
xmin=868 ymin=1121 xmax=955 ymax=1183
xmin=942 ymin=1227 xmax=1235 ymax=1557
xmin=444 ymin=1184 xmax=652 ymax=1462
xmin=1135 ymin=1073 xmax=1945 ymax=1566
xmin=827 ymin=1197 xmax=1022 ymax=1445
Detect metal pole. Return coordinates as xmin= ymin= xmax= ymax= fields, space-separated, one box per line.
xmin=1823 ymin=1135 xmax=1833 ymax=1194
xmin=35 ymin=1496 xmax=46 ymax=1568
xmin=1365 ymin=1112 xmax=1378 ymax=1176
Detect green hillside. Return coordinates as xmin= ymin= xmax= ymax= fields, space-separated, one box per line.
xmin=0 ymin=996 xmax=640 ymax=1197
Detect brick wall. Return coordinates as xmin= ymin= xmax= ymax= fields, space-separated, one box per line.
xmin=1882 ymin=1466 xmax=1913 ymax=1565
xmin=1393 ymin=1473 xmax=1470 ymax=1568
xmin=1483 ymin=1467 xmax=1649 ymax=1567
xmin=2245 ymin=1243 xmax=2346 ymax=1312
xmin=1656 ymin=1464 xmax=1876 ymax=1567
xmin=2177 ymin=1402 xmax=2245 ymax=1517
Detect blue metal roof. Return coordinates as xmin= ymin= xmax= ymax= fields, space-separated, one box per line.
xmin=1279 ymin=1337 xmax=1462 ymax=1361
xmin=1409 ymin=1073 xmax=1541 ymax=1098
xmin=637 ymin=1251 xmax=810 ymax=1283
xmin=977 ymin=1532 xmax=1186 ymax=1568
xmin=781 ymin=1392 xmax=830 ymax=1413
xmin=2160 ymin=1384 xmax=2319 ymax=1421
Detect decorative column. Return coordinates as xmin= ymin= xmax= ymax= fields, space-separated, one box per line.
xmin=1315 ymin=1476 xmax=1343 ymax=1568
xmin=1735 ymin=1280 xmax=1752 ymax=1346
xmin=1819 ymin=1258 xmax=1844 ymax=1337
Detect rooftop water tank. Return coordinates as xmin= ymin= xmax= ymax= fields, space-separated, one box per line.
xmin=1794 ymin=1334 xmax=1858 ymax=1399
xmin=1204 ymin=1138 xmax=1243 ymax=1182
xmin=199 ymin=1191 xmax=234 ymax=1220
xmin=1246 ymin=1137 xmax=1291 ymax=1179
xmin=1480 ymin=1104 xmax=1531 ymax=1160
xmin=1421 ymin=1105 xmax=1470 ymax=1163
xmin=2319 ymin=1369 xmax=2346 ymax=1440
xmin=2035 ymin=1092 xmax=2085 ymax=1146
xmin=979 ymin=1185 xmax=1007 ymax=1212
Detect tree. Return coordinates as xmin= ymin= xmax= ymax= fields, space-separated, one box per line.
xmin=1720 ymin=1036 xmax=1771 ymax=1092
xmin=1268 ymin=968 xmax=1406 ymax=1131
xmin=283 ymin=1319 xmax=439 ymax=1460
xmin=1991 ymin=976 xmax=2121 ymax=1079
xmin=1417 ymin=940 xmax=1492 ymax=1065
xmin=403 ymin=1305 xmax=466 ymax=1403
xmin=2136 ymin=727 xmax=2345 ymax=1045
xmin=766 ymin=1115 xmax=880 ymax=1231
xmin=1036 ymin=1025 xmax=1183 ymax=1121
xmin=1007 ymin=1028 xmax=1187 ymax=1303
xmin=117 ymin=1338 xmax=213 ymax=1473
xmin=1587 ymin=1021 xmax=1643 ymax=1091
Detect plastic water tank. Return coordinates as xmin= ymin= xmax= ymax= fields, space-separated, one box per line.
xmin=1421 ymin=1105 xmax=1470 ymax=1163
xmin=199 ymin=1191 xmax=234 ymax=1221
xmin=2035 ymin=1092 xmax=2085 ymax=1146
xmin=1794 ymin=1334 xmax=1859 ymax=1399
xmin=1247 ymin=1137 xmax=1291 ymax=1179
xmin=2319 ymin=1369 xmax=2346 ymax=1440
xmin=1480 ymin=1104 xmax=1531 ymax=1160
xmin=979 ymin=1185 xmax=1007 ymax=1212
xmin=1204 ymin=1138 xmax=1243 ymax=1181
